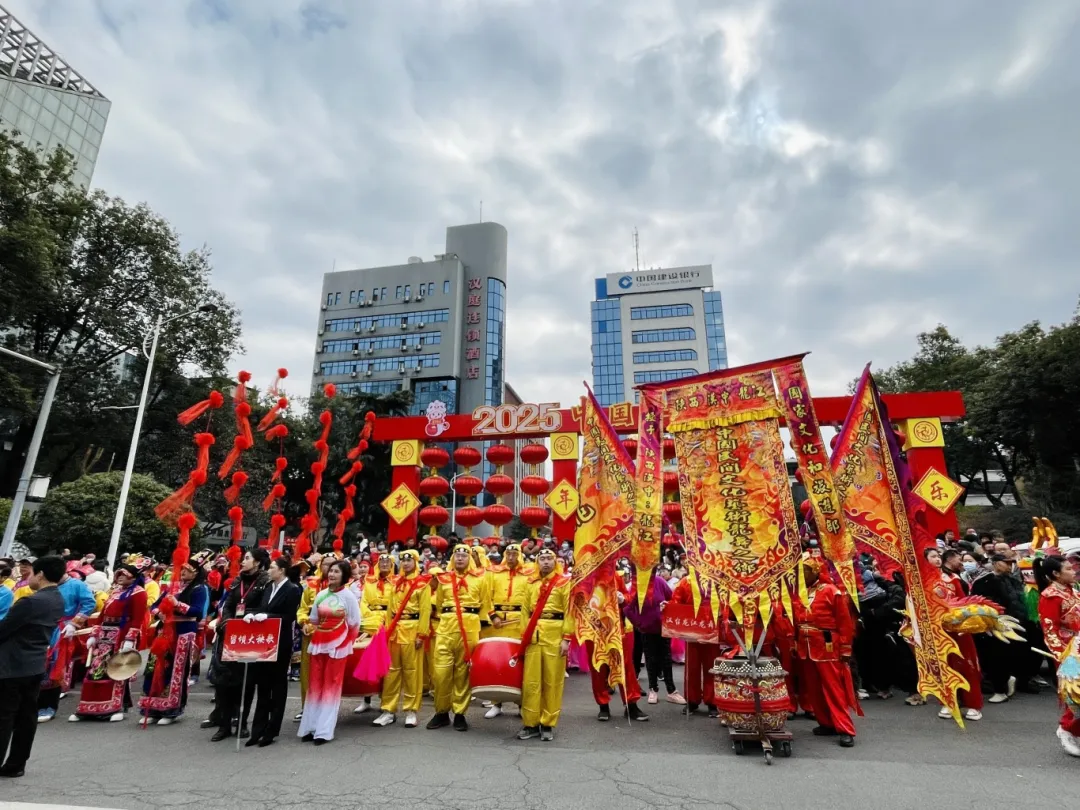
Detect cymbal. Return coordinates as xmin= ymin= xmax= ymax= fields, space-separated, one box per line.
xmin=106 ymin=650 xmax=142 ymax=681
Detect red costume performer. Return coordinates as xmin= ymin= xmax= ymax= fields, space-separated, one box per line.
xmin=793 ymin=561 xmax=860 ymax=745
xmin=586 ymin=578 xmax=647 ymax=721
xmin=1038 ymin=576 xmax=1080 ymax=747
xmin=938 ymin=570 xmax=984 ymax=715
xmin=670 ymin=578 xmax=720 ymax=715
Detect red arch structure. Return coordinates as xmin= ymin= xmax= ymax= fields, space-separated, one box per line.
xmin=373 ymin=391 xmax=965 ymax=545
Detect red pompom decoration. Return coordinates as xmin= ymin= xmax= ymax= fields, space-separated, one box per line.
xmin=277 ymin=397 xmax=288 ymax=409
xmin=238 ymin=370 xmax=252 ymax=383
xmin=270 ymin=514 xmax=286 ymax=530
xmin=323 ymin=384 xmax=336 ymax=398
xmin=332 ymin=538 xmax=343 ymax=553
xmin=365 ymin=411 xmax=376 ymax=422
xmin=311 ymin=461 xmax=325 ymax=477
xmin=236 ymin=401 xmax=251 ymax=419
xmin=177 ymin=512 xmax=198 ymax=531
xmin=278 ymin=368 xmax=288 ymax=379
xmin=265 ymin=424 xmax=288 ymax=441
xmin=320 ymin=411 xmax=332 ymax=426
xmin=195 ymin=432 xmax=216 ymax=448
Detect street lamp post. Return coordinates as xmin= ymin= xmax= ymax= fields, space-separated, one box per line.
xmin=449 ymin=472 xmax=461 ymax=529
xmin=0 ymin=348 xmax=61 ymax=558
xmin=105 ymin=305 xmax=217 ymax=571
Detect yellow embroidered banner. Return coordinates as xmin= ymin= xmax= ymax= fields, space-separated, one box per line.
xmin=630 ymin=389 xmax=664 ymax=607
xmin=570 ymin=386 xmax=635 ymax=690
xmin=832 ymin=366 xmax=966 ymax=725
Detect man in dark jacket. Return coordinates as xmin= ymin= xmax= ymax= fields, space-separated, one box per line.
xmin=972 ymin=554 xmax=1027 ymax=703
xmin=0 ymin=556 xmax=66 ymax=777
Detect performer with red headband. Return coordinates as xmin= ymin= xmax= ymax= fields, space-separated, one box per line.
xmin=517 ymin=548 xmax=575 ymax=742
xmin=426 ymin=545 xmax=491 ymax=732
xmin=793 ymin=554 xmax=859 ymax=747
xmin=372 ymin=550 xmax=430 ymax=729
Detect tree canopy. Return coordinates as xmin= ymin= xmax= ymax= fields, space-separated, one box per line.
xmin=875 ymin=309 xmax=1080 ymax=518
xmin=0 ymin=132 xmax=242 ymax=495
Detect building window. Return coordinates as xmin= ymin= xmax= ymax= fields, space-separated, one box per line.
xmin=404 ymin=284 xmax=411 ymax=298
xmin=336 ymin=380 xmax=403 ymax=395
xmin=631 ymin=327 xmax=695 ymax=344
xmin=322 ymin=309 xmax=451 ymax=332
xmin=485 ymin=278 xmax=506 ymax=408
xmin=410 ymin=379 xmax=458 ymax=417
xmin=632 ymin=349 xmax=698 ymax=364
xmin=703 ymin=291 xmax=728 ymax=371
xmin=630 ymin=304 xmax=694 ymax=320
xmin=357 ymin=289 xmax=365 ymax=302
xmin=444 ymin=280 xmax=451 ymax=294
xmin=381 ymin=287 xmax=387 ymax=301
xmin=372 ymin=288 xmax=379 ymax=301
xmin=349 ymin=291 xmax=356 ymax=304
xmin=396 ymin=285 xmax=403 ymax=299
xmin=428 ymin=282 xmax=435 ymax=296
xmin=590 ymin=299 xmax=624 ymax=407
xmin=633 ymin=368 xmax=698 ymax=384
xmin=334 ymin=292 xmax=341 ymax=305
xmin=325 ymin=292 xmax=334 ymax=306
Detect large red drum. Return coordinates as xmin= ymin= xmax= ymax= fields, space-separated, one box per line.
xmin=342 ymin=640 xmax=381 ymax=697
xmin=469 ymin=637 xmax=523 ymax=703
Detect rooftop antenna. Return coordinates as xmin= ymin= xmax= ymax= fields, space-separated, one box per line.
xmin=332 ymin=259 xmax=337 ymax=272
xmin=633 ymin=227 xmax=640 ymax=272
xmin=479 ymin=200 xmax=483 ymax=223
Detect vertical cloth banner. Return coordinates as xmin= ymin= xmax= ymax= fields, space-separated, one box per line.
xmin=631 ymin=390 xmax=664 ymax=607
xmin=636 ymin=357 xmax=804 ymax=626
xmin=773 ymin=360 xmax=859 ymax=602
xmin=831 ymin=366 xmax=966 ymax=725
xmin=570 ymin=385 xmax=635 ymax=690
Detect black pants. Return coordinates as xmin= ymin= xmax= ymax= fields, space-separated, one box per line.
xmin=0 ymin=674 xmax=43 ymax=771
xmin=250 ymin=661 xmax=289 ymax=741
xmin=633 ymin=630 xmax=645 ymax=677
xmin=975 ymin=635 xmax=1016 ymax=694
xmin=642 ymin=633 xmax=676 ymax=693
xmin=854 ymin=615 xmax=896 ymax=693
xmin=214 ymin=672 xmax=256 ymax=734
xmin=37 ymin=685 xmax=60 ymax=712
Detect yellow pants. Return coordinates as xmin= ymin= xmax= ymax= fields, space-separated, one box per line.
xmin=299 ymin=636 xmax=311 ymax=708
xmin=433 ymin=628 xmax=479 ymax=716
xmin=380 ymin=641 xmax=423 ymax=713
xmin=424 ymin=640 xmax=434 ymax=692
xmin=521 ymin=640 xmax=567 ymax=728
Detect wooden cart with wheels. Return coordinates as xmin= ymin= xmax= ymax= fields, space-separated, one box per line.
xmin=712 ymin=652 xmax=793 ymax=765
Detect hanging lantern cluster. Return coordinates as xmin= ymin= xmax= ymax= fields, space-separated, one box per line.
xmin=518 ymin=442 xmax=550 ymax=538
xmin=452 ymin=446 xmax=484 ymax=540
xmin=418 ymin=445 xmax=450 ymax=550
xmin=482 ymin=444 xmax=516 ymax=545
xmin=622 ymin=437 xmax=638 ymax=459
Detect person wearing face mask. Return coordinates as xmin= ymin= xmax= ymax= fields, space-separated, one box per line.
xmin=139 ymin=561 xmax=210 ymax=726
xmin=298 ymin=560 xmax=361 ymax=745
xmin=68 ymin=565 xmax=148 ymax=723
xmin=959 ymin=553 xmax=984 ymax=586
xmin=210 ymin=549 xmax=270 ymax=742
xmin=246 ymin=555 xmax=302 ymax=747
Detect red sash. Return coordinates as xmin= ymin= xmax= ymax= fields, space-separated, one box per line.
xmin=386 ymin=576 xmax=425 ymax=639
xmin=450 ymin=574 xmax=474 ymax=662
xmin=517 ymin=575 xmax=563 ymax=658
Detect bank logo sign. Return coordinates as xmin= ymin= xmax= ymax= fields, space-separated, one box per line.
xmin=606 ymin=265 xmax=713 ymax=296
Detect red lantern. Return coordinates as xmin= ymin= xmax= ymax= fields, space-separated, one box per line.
xmin=622 ymin=438 xmax=638 ymax=459
xmin=421 ymin=445 xmax=450 ymax=470
xmin=482 ymin=536 xmax=500 ymax=547
xmin=519 ymin=475 xmax=550 ymax=497
xmin=519 ymin=505 xmax=550 ymax=533
xmin=800 ymin=499 xmax=812 ymax=517
xmin=829 ymin=433 xmax=840 ymax=450
xmin=662 ymin=470 xmax=679 ymax=496
xmin=662 ymin=501 xmax=682 ymax=525
xmin=519 ymin=443 xmax=549 ymax=466
xmin=428 ymin=535 xmax=448 ymax=552
xmin=662 ymin=532 xmax=681 ymax=548
xmin=418 ymin=505 xmax=449 ymax=529
xmin=662 ymin=438 xmax=676 ymax=460
xmin=452 ymin=474 xmax=483 ymax=500
xmin=418 ymin=475 xmax=449 ymax=499
xmin=483 ymin=503 xmax=514 ymax=528
xmin=793 ymin=468 xmax=804 ymax=485
xmin=455 ymin=505 xmax=484 ymax=531
xmin=484 ymin=473 xmax=515 ymax=497
xmin=453 ymin=446 xmax=482 ymax=469
xmin=486 ymin=444 xmax=516 ymax=467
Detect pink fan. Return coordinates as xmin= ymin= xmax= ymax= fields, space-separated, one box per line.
xmin=351 ymin=626 xmax=391 ymax=682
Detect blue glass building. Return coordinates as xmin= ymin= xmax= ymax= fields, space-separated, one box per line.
xmin=590 ymin=266 xmax=727 ymax=406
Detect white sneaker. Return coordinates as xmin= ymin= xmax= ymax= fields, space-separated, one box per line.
xmin=353 ymin=703 xmax=372 ymax=715
xmin=484 ymin=705 xmax=503 ymax=719
xmin=987 ymin=693 xmax=1008 ymax=704
xmin=937 ymin=706 xmax=952 ymax=719
xmin=372 ymin=711 xmax=396 ymax=727
xmin=856 ymin=689 xmax=870 ymax=700
xmin=647 ymin=690 xmax=658 ymax=705
xmin=157 ymin=717 xmax=175 ymax=726
xmin=404 ymin=712 xmax=417 ymax=728
xmin=481 ymin=700 xmax=493 ymax=708
xmin=67 ymin=714 xmax=81 ymax=722
xmin=1056 ymin=726 xmax=1080 ymax=757
xmin=965 ymin=709 xmax=982 ymax=721
xmin=1007 ymin=676 xmax=1016 ymax=697
xmin=109 ymin=712 xmax=125 ymax=722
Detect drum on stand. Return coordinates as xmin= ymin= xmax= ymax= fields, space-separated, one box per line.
xmin=469 ymin=637 xmax=523 ymax=703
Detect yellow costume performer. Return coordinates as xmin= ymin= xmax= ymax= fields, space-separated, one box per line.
xmin=373 ymin=551 xmax=431 ymax=728
xmin=426 ymin=546 xmax=491 ymax=731
xmin=482 ymin=544 xmax=531 ymax=718
xmin=518 ymin=549 xmax=574 ymax=741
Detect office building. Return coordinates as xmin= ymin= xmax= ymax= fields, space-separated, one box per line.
xmin=0 ymin=5 xmax=110 ymax=187
xmin=591 ymin=265 xmax=727 ymax=406
xmin=313 ymin=222 xmax=507 ymax=420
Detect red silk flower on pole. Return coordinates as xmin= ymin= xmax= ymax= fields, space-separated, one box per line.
xmin=176 ymin=390 xmax=225 ymax=427
xmin=155 ymin=432 xmax=215 ymax=523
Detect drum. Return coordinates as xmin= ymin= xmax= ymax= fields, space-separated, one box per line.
xmin=469 ymin=637 xmax=523 ymax=703
xmin=710 ymin=655 xmax=790 ymax=733
xmin=342 ymin=642 xmax=381 ymax=697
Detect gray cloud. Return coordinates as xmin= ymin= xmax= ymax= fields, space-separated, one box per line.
xmin=13 ymin=0 xmax=1078 ymax=411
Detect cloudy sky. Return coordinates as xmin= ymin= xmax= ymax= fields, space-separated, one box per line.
xmin=11 ymin=0 xmax=1079 ymax=406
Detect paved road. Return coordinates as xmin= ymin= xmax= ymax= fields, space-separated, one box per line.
xmin=3 ymin=667 xmax=1076 ymax=810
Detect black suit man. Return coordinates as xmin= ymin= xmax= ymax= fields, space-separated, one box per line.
xmin=246 ymin=556 xmax=302 ymax=747
xmin=0 ymin=556 xmax=67 ymax=778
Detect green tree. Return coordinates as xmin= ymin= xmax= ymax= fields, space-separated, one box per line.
xmin=29 ymin=472 xmax=197 ymax=560
xmin=0 ymin=496 xmax=34 ymax=535
xmin=0 ymin=132 xmax=242 ymax=495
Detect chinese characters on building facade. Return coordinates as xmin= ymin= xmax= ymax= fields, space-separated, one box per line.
xmin=464 ymin=276 xmax=483 ymax=380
